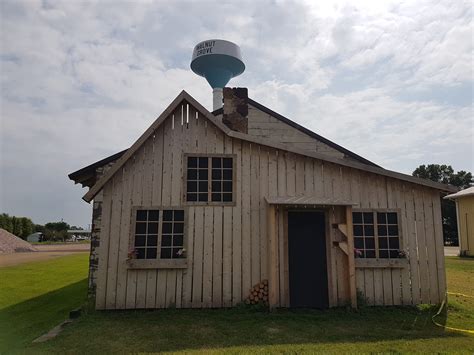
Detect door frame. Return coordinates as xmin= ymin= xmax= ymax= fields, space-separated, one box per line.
xmin=286 ymin=209 xmax=330 ymax=308
xmin=267 ymin=204 xmax=356 ymax=309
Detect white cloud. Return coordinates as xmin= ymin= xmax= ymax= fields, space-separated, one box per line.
xmin=0 ymin=0 xmax=472 ymax=227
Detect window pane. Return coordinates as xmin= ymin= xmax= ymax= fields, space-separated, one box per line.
xmin=161 ymin=248 xmax=171 ymax=259
xmin=387 ymin=212 xmax=398 ymax=224
xmin=354 ymin=237 xmax=364 ymax=249
xmin=365 ymin=250 xmax=376 ymax=258
xmin=147 ymin=235 xmax=158 ymax=247
xmin=353 ymin=225 xmax=363 ymax=236
xmin=198 ymin=181 xmax=208 ymax=192
xmin=223 ymin=181 xmax=232 ymax=192
xmin=162 ymin=235 xmax=172 ymax=247
xmin=212 ymin=193 xmax=222 ymax=202
xmin=148 ymin=210 xmax=159 ymax=221
xmin=198 ymin=169 xmax=208 ymax=180
xmin=223 ymin=193 xmax=232 ymax=202
xmin=187 ymin=169 xmax=197 ymax=180
xmin=187 ymin=193 xmax=197 ymax=202
xmin=136 ymin=210 xmax=147 ymax=221
xmin=135 ymin=222 xmax=147 ymax=234
xmin=198 ymin=157 xmax=208 ymax=168
xmin=389 ymin=237 xmax=400 ymax=249
xmin=212 ymin=157 xmax=221 ymax=168
xmin=379 ymin=250 xmax=389 ymax=258
xmin=223 ymin=158 xmax=232 ymax=168
xmin=389 ymin=250 xmax=400 ymax=258
xmin=187 ymin=181 xmax=198 ymax=193
xmin=162 ymin=222 xmax=172 ymax=234
xmin=135 ymin=235 xmax=146 ymax=247
xmin=173 ymin=234 xmax=184 ymax=247
xmin=378 ymin=225 xmax=387 ymax=236
xmin=377 ymin=212 xmax=386 ymax=225
xmin=365 ymin=237 xmax=375 ymax=249
xmin=174 ymin=210 xmax=184 ymax=221
xmin=163 ymin=210 xmax=173 ymax=221
xmin=363 ymin=212 xmax=373 ymax=224
xmin=136 ymin=248 xmax=146 ymax=259
xmin=388 ymin=225 xmax=398 ymax=236
xmin=212 ymin=169 xmax=221 ymax=180
xmin=212 ymin=181 xmax=221 ymax=192
xmin=148 ymin=222 xmax=158 ymax=234
xmin=364 ymin=225 xmax=374 ymax=236
xmin=173 ymin=248 xmax=182 ymax=258
xmin=198 ymin=193 xmax=208 ymax=202
xmin=353 ymin=212 xmax=363 ymax=224
xmin=378 ymin=237 xmax=388 ymax=249
xmin=174 ymin=223 xmax=184 ymax=233
xmin=146 ymin=248 xmax=157 ymax=259
xmin=223 ymin=169 xmax=232 ymax=180
xmin=188 ymin=157 xmax=197 ymax=168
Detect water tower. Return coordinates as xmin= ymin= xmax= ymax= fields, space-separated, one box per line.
xmin=191 ymin=39 xmax=245 ymax=111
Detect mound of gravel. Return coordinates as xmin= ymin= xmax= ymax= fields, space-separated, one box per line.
xmin=0 ymin=228 xmax=37 ymax=254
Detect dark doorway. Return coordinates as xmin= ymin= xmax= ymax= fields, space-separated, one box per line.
xmin=288 ymin=211 xmax=329 ymax=308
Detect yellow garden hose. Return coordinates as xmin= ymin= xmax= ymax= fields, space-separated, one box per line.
xmin=431 ymin=292 xmax=474 ymax=334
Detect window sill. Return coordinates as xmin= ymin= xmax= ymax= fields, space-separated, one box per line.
xmin=355 ymin=258 xmax=409 ymax=269
xmin=126 ymin=259 xmax=187 ymax=269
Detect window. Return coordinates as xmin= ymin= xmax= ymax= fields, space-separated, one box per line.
xmin=133 ymin=209 xmax=185 ymax=260
xmin=160 ymin=210 xmax=185 ymax=259
xmin=185 ymin=155 xmax=234 ymax=203
xmin=353 ymin=211 xmax=401 ymax=259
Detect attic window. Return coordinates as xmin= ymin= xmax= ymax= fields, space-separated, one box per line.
xmin=353 ymin=211 xmax=401 ymax=259
xmin=185 ymin=155 xmax=234 ymax=204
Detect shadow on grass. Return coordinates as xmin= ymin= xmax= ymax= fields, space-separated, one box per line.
xmin=0 ymin=278 xmax=87 ymax=352
xmin=31 ymin=304 xmax=471 ymax=354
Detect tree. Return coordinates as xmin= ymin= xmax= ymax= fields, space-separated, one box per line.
xmin=413 ymin=164 xmax=473 ymax=245
xmin=44 ymin=221 xmax=70 ymax=241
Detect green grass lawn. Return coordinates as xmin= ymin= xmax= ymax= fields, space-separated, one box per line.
xmin=0 ymin=253 xmax=89 ymax=352
xmin=1 ymin=255 xmax=473 ymax=353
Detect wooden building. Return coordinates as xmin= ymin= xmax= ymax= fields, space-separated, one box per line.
xmin=69 ymin=88 xmax=457 ymax=310
xmin=445 ymin=187 xmax=474 ymax=256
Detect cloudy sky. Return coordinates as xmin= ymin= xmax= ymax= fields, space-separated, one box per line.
xmin=1 ymin=0 xmax=472 ymax=228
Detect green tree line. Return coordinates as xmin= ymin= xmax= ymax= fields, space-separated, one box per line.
xmin=0 ymin=214 xmax=83 ymax=241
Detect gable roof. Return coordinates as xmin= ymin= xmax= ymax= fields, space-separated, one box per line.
xmin=444 ymin=186 xmax=474 ymax=200
xmin=81 ymin=90 xmax=457 ymax=203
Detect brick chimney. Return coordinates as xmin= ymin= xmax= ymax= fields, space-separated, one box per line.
xmin=222 ymin=87 xmax=248 ymax=134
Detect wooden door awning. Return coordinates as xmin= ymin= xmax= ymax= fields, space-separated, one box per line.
xmin=265 ymin=196 xmax=358 ymax=206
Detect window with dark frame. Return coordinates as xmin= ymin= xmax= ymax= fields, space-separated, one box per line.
xmin=186 ymin=156 xmax=233 ymax=203
xmin=133 ymin=209 xmax=185 ymax=260
xmin=353 ymin=211 xmax=401 ymax=259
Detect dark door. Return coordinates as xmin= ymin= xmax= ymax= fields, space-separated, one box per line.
xmin=288 ymin=211 xmax=329 ymax=308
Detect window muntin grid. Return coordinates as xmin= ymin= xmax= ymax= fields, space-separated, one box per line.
xmin=185 ymin=155 xmax=234 ymax=204
xmin=134 ymin=209 xmax=159 ymax=259
xmin=160 ymin=209 xmax=185 ymax=259
xmin=353 ymin=211 xmax=401 ymax=259
xmin=211 ymin=157 xmax=233 ymax=202
xmin=133 ymin=209 xmax=185 ymax=260
xmin=377 ymin=212 xmax=400 ymax=258
xmin=353 ymin=212 xmax=376 ymax=258
xmin=186 ymin=157 xmax=209 ymax=202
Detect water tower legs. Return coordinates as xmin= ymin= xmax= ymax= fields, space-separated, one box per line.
xmin=213 ymin=88 xmax=223 ymax=111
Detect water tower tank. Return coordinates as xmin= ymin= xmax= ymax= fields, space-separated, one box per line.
xmin=191 ymin=39 xmax=245 ymax=110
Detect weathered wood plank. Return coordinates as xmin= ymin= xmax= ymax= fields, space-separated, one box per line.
xmin=241 ymin=142 xmax=252 ymax=300
xmin=95 ymin=182 xmax=113 ymax=310
xmin=250 ymin=144 xmax=261 ymax=286
xmin=232 ymin=140 xmax=242 ymax=305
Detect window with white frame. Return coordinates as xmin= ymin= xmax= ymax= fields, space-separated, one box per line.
xmin=132 ymin=209 xmax=185 ymax=260
xmin=185 ymin=155 xmax=234 ymax=204
xmin=353 ymin=211 xmax=401 ymax=259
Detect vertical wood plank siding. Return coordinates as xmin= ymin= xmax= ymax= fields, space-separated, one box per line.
xmin=95 ymin=103 xmax=446 ymax=309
